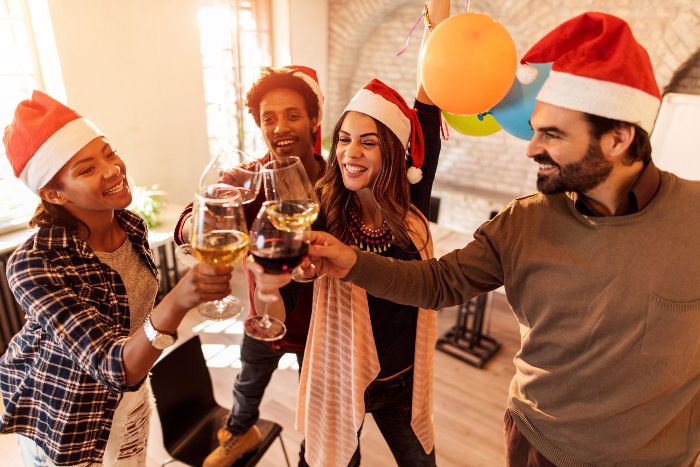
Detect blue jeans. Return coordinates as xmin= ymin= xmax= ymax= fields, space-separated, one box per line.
xmin=226 ymin=334 xmax=303 ymax=435
xmin=299 ymin=369 xmax=436 ymax=466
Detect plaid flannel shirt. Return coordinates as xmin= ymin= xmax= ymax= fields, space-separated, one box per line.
xmin=0 ymin=210 xmax=158 ymax=466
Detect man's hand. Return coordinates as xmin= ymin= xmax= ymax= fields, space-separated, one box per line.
xmin=306 ymin=231 xmax=358 ymax=279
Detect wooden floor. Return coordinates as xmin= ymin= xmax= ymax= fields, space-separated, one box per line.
xmin=0 ymin=227 xmax=521 ymax=467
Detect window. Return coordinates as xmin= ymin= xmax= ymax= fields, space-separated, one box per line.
xmin=0 ymin=0 xmax=63 ymax=232
xmin=197 ymin=0 xmax=272 ymax=164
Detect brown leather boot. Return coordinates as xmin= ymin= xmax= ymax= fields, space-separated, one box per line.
xmin=203 ymin=425 xmax=262 ymax=467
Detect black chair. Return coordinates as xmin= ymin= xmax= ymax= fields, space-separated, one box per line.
xmin=150 ymin=335 xmax=291 ymax=466
xmin=0 ymin=250 xmax=25 ymax=356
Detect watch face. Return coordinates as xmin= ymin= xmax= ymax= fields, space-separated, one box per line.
xmin=153 ymin=333 xmax=175 ymax=350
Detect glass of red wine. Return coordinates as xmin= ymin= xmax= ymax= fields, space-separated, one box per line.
xmin=244 ymin=201 xmax=309 ymax=341
xmin=262 ymin=156 xmax=320 ymax=283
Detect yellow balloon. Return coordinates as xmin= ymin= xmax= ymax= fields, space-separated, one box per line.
xmin=442 ymin=111 xmax=501 ymax=137
xmin=421 ymin=13 xmax=517 ymax=115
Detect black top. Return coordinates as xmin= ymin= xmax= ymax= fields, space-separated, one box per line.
xmin=370 ymin=100 xmax=440 ymax=377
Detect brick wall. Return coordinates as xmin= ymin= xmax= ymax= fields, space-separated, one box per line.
xmin=327 ymin=0 xmax=700 ymax=234
xmin=666 ymin=50 xmax=700 ymax=94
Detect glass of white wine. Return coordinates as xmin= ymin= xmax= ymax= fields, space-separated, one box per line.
xmin=195 ymin=149 xmax=261 ymax=310
xmin=176 ymin=184 xmax=249 ymax=320
xmin=262 ymin=156 xmax=320 ymax=283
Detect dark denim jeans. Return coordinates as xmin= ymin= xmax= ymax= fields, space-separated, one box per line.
xmin=299 ymin=369 xmax=436 ymax=467
xmin=225 ymin=334 xmax=303 ymax=435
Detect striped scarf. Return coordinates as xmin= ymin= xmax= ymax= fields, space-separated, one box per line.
xmin=296 ymin=211 xmax=435 ymax=467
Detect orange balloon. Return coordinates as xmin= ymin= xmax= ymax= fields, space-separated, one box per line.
xmin=420 ymin=12 xmax=517 ymax=115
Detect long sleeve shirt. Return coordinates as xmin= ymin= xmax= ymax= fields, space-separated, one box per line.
xmin=347 ymin=168 xmax=700 ymax=466
xmin=0 ymin=210 xmax=158 ymax=466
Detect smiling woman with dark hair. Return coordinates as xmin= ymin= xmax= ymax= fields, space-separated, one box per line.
xmin=0 ymin=91 xmax=233 ymax=466
xmin=244 ymin=2 xmax=450 ymax=466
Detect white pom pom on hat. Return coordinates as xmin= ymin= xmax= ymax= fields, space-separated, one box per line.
xmin=516 ymin=64 xmax=538 ymax=85
xmin=407 ymin=166 xmax=423 ymax=184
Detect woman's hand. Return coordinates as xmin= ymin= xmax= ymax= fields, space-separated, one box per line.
xmin=169 ymin=262 xmax=233 ymax=313
xmin=306 ymin=231 xmax=358 ymax=279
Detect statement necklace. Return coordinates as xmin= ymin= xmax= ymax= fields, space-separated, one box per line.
xmin=348 ymin=208 xmax=393 ymax=253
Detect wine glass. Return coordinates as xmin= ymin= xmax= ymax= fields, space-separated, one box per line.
xmin=195 ymin=149 xmax=261 ymax=311
xmin=244 ymin=201 xmax=310 ymax=341
xmin=262 ymin=156 xmax=320 ymax=282
xmin=176 ymin=184 xmax=249 ymax=320
xmin=200 ymin=148 xmax=262 ymax=205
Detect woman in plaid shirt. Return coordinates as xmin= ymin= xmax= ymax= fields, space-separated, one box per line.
xmin=0 ymin=91 xmax=233 ymax=466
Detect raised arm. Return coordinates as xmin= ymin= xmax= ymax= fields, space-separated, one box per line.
xmin=416 ymin=0 xmax=450 ymax=105
xmin=410 ymin=0 xmax=449 ymax=218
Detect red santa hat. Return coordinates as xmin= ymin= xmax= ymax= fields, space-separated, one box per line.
xmin=3 ymin=90 xmax=103 ymax=193
xmin=282 ymin=65 xmax=324 ymax=155
xmin=344 ymin=79 xmax=425 ymax=184
xmin=519 ymin=12 xmax=661 ymax=133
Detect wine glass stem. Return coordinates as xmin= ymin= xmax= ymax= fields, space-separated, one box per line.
xmin=261 ymin=303 xmax=272 ymax=329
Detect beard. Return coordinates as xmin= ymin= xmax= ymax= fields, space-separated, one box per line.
xmin=535 ymin=140 xmax=613 ymax=194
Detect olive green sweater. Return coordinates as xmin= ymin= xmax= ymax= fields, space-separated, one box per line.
xmin=347 ymin=171 xmax=700 ymax=466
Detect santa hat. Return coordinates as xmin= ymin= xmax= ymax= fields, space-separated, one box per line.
xmin=344 ymin=79 xmax=425 ymax=184
xmin=3 ymin=90 xmax=103 ymax=193
xmin=519 ymin=12 xmax=660 ymax=133
xmin=282 ymin=65 xmax=324 ymax=155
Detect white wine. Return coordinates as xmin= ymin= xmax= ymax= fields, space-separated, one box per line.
xmin=266 ymin=201 xmax=319 ymax=232
xmin=191 ymin=230 xmax=250 ymax=266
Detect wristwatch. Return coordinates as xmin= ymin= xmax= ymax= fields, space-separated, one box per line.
xmin=143 ymin=314 xmax=177 ymax=350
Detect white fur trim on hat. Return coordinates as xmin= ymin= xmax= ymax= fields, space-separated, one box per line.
xmin=537 ymin=70 xmax=660 ymax=133
xmin=20 ymin=117 xmax=103 ymax=193
xmin=344 ymin=88 xmax=411 ymax=148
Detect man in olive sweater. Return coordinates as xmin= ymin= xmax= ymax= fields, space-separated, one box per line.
xmin=306 ymin=12 xmax=700 ymax=467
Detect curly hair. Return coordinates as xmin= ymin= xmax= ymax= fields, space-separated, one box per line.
xmin=317 ymin=111 xmax=428 ymax=253
xmin=246 ymin=67 xmax=320 ymax=126
xmin=30 ymin=177 xmax=90 ymax=236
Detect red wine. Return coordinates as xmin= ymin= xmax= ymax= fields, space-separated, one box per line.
xmin=252 ymin=241 xmax=309 ymax=274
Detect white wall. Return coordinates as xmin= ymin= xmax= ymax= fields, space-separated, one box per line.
xmin=287 ymin=0 xmax=328 ymax=110
xmin=45 ymin=0 xmax=331 ymax=207
xmin=46 ymin=0 xmax=211 ymax=207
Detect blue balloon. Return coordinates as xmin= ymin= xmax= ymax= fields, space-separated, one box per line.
xmin=491 ymin=63 xmax=552 ymax=140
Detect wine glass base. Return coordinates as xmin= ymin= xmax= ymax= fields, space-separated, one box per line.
xmin=291 ymin=264 xmax=321 ymax=283
xmin=244 ymin=315 xmax=287 ymax=341
xmin=197 ymin=295 xmax=244 ymax=321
